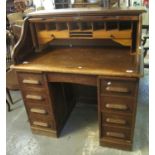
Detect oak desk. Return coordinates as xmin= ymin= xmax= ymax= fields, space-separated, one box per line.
xmin=11 ymin=8 xmax=145 ymax=150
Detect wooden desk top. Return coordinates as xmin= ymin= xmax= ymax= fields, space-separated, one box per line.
xmin=12 ymin=47 xmax=142 ymax=77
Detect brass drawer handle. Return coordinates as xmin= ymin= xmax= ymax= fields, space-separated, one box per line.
xmin=26 ymin=94 xmax=43 ymax=100
xmin=106 ymin=132 xmax=125 ymax=138
xmin=106 ymin=86 xmax=130 ymax=93
xmin=33 ymin=121 xmax=48 ymax=127
xmin=106 ymin=118 xmax=126 ymax=125
xmin=30 ymin=108 xmax=47 ymax=114
xmin=105 ymin=103 xmax=128 ymax=110
xmin=22 ymin=79 xmax=40 ymax=85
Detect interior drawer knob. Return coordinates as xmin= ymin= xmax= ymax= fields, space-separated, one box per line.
xmin=26 ymin=94 xmax=43 ymax=100
xmin=106 ymin=132 xmax=125 ymax=138
xmin=106 ymin=86 xmax=130 ymax=93
xmin=106 ymin=118 xmax=126 ymax=125
xmin=22 ymin=79 xmax=40 ymax=85
xmin=105 ymin=103 xmax=128 ymax=110
xmin=33 ymin=121 xmax=48 ymax=127
xmin=30 ymin=108 xmax=47 ymax=114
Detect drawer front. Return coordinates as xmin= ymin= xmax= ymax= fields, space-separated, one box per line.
xmin=22 ymin=90 xmax=49 ymax=105
xmin=100 ymin=96 xmax=135 ymax=114
xmin=29 ymin=111 xmax=53 ymax=122
xmin=27 ymin=104 xmax=53 ymax=118
xmin=30 ymin=118 xmax=55 ymax=129
xmin=17 ymin=72 xmax=45 ymax=89
xmin=102 ymin=112 xmax=132 ymax=128
xmin=102 ymin=126 xmax=131 ymax=140
xmin=100 ymin=77 xmax=138 ymax=97
xmin=29 ymin=111 xmax=55 ymax=129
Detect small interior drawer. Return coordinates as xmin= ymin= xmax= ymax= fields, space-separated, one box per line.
xmin=100 ymin=96 xmax=135 ymax=114
xmin=100 ymin=77 xmax=138 ymax=97
xmin=17 ymin=72 xmax=45 ymax=89
xmin=102 ymin=112 xmax=132 ymax=128
xmin=101 ymin=126 xmax=131 ymax=140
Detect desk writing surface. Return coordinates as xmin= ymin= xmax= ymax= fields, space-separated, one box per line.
xmin=12 ymin=47 xmax=141 ymax=77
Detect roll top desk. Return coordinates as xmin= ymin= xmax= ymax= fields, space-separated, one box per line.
xmin=11 ymin=8 xmax=145 ymax=150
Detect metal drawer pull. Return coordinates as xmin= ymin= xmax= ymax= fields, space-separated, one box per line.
xmin=26 ymin=95 xmax=43 ymax=100
xmin=33 ymin=121 xmax=48 ymax=127
xmin=106 ymin=86 xmax=130 ymax=93
xmin=106 ymin=132 xmax=125 ymax=138
xmin=105 ymin=104 xmax=128 ymax=110
xmin=106 ymin=118 xmax=126 ymax=125
xmin=22 ymin=79 xmax=40 ymax=85
xmin=30 ymin=108 xmax=47 ymax=114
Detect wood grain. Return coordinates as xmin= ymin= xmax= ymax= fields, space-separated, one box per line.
xmin=11 ymin=47 xmax=141 ymax=77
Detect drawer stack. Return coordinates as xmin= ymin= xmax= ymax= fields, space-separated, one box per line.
xmin=98 ymin=76 xmax=139 ymax=150
xmin=17 ymin=72 xmax=57 ymax=137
